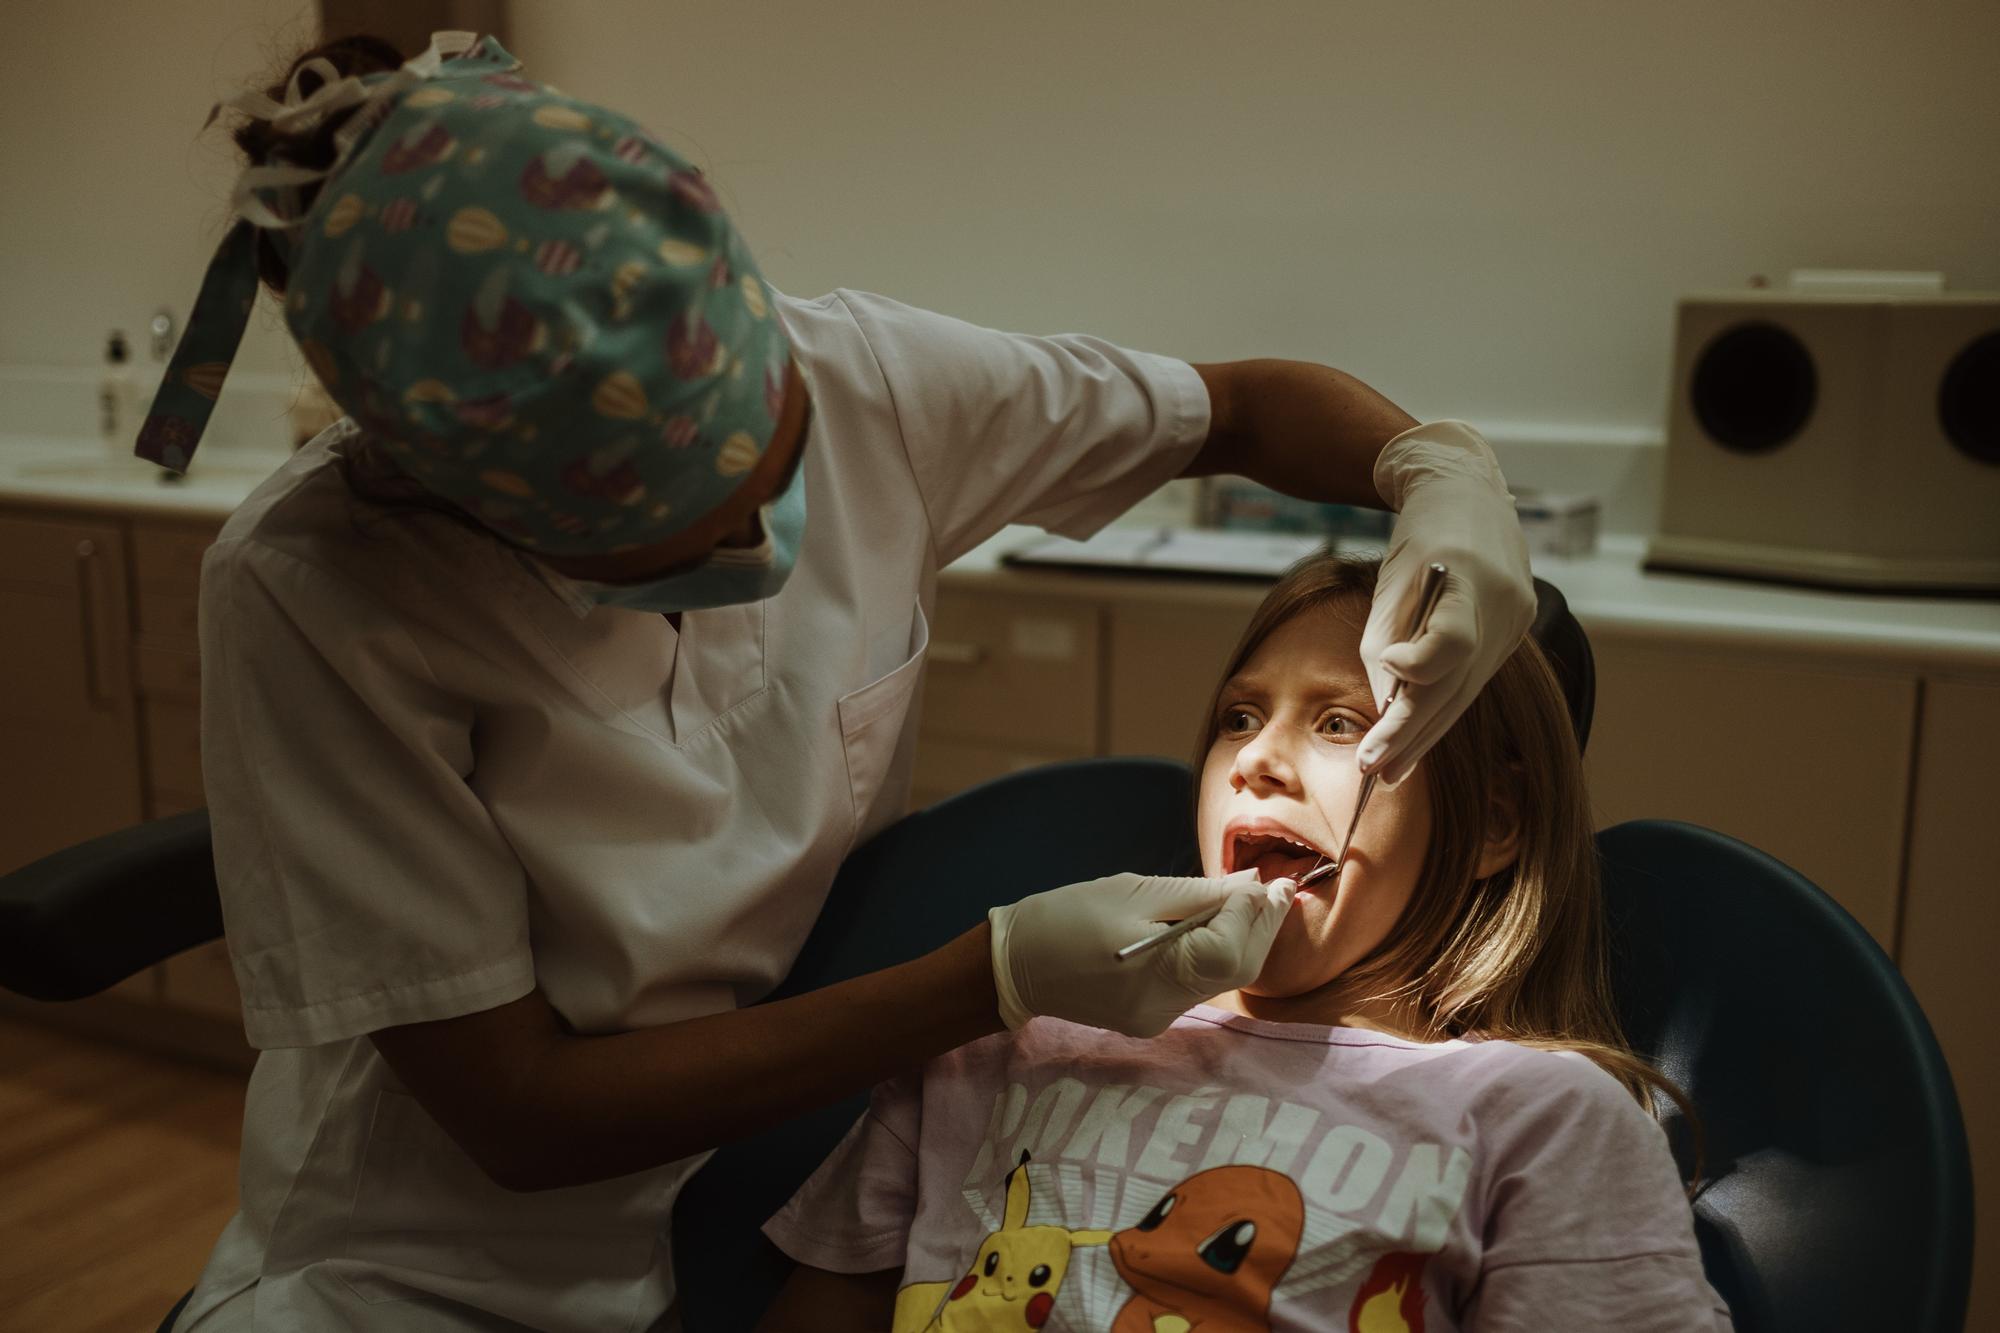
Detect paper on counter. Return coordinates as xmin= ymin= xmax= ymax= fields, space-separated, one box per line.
xmin=1003 ymin=527 xmax=1380 ymax=579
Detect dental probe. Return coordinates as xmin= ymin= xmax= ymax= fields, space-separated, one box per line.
xmin=1302 ymin=560 xmax=1451 ymax=888
xmin=1114 ymin=561 xmax=1450 ymax=962
xmin=1113 ymin=896 xmax=1231 ymax=961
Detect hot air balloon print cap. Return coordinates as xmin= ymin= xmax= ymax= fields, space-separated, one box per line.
xmin=139 ymin=31 xmax=794 ymax=557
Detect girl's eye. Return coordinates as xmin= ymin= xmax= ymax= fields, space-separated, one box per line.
xmin=1317 ymin=711 xmax=1363 ymax=741
xmin=1220 ymin=707 xmax=1261 ymax=737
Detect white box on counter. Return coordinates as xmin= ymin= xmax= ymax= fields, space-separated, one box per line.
xmin=1514 ymin=489 xmax=1600 ymax=558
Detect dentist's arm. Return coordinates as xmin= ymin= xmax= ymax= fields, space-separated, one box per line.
xmin=370 ymin=872 xmax=1289 ymax=1191
xmin=1183 ymin=358 xmax=1415 ymax=506
xmin=1186 ymin=360 xmax=1535 ymax=785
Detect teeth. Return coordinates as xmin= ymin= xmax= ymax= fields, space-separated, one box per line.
xmin=1235 ymin=831 xmax=1323 ymax=857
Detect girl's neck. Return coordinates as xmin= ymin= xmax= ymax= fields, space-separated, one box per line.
xmin=1210 ymin=980 xmax=1430 ymax=1040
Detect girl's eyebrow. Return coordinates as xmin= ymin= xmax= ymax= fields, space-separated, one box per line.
xmin=1221 ymin=669 xmax=1375 ymax=707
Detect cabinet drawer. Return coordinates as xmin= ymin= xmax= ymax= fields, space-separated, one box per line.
xmin=1900 ymin=677 xmax=2000 ymax=1331
xmin=160 ymin=939 xmax=242 ymax=1022
xmin=143 ymin=700 xmax=203 ymax=799
xmin=131 ymin=521 xmax=219 ymax=593
xmin=136 ymin=587 xmax=201 ymax=641
xmin=1583 ymin=632 xmax=1916 ymax=951
xmin=135 ymin=638 xmax=201 ymax=699
xmin=920 ymin=591 xmax=1100 ymax=752
xmin=0 ymin=511 xmax=142 ymax=873
xmin=1106 ymin=602 xmax=1253 ymax=762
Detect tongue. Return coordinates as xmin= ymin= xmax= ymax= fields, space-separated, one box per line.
xmin=1248 ymin=849 xmax=1319 ymax=883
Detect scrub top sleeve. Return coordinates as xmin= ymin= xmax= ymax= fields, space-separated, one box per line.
xmin=835 ymin=289 xmax=1210 ymax=567
xmin=761 ymin=1071 xmax=923 ymax=1275
xmin=199 ymin=538 xmax=536 ymax=1050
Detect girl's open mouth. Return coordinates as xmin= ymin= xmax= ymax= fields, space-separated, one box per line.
xmin=1226 ymin=825 xmax=1332 ymax=884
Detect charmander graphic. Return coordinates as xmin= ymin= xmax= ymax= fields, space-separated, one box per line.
xmin=1106 ymin=1165 xmax=1304 ymax=1331
xmin=895 ymin=1153 xmax=1113 ymax=1331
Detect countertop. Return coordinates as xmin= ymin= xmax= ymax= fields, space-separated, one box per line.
xmin=5 ymin=435 xmax=1997 ymax=673
xmin=0 ymin=436 xmax=286 ymax=521
xmin=947 ymin=528 xmax=2000 ymax=673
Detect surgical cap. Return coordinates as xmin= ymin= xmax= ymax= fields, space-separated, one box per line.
xmin=139 ymin=32 xmax=791 ymax=555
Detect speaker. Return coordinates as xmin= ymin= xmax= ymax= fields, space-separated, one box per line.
xmin=1647 ymin=290 xmax=2000 ymax=594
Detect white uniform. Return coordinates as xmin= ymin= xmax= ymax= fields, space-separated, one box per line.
xmin=172 ymin=289 xmax=1210 ymax=1331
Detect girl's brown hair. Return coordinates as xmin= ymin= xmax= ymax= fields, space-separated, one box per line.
xmin=1194 ymin=555 xmax=1702 ymax=1177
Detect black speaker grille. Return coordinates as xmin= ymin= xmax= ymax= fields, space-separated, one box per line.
xmin=1939 ymin=329 xmax=2000 ymax=466
xmin=1690 ymin=321 xmax=1818 ymax=455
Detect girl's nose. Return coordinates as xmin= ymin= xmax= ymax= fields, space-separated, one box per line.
xmin=1232 ymin=726 xmax=1302 ymax=794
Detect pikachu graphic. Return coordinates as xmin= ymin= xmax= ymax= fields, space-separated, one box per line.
xmin=895 ymin=1153 xmax=1112 ymax=1331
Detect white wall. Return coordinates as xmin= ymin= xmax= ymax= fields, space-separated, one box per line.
xmin=511 ymin=0 xmax=1999 ymax=435
xmin=0 ymin=1 xmax=319 ymax=384
xmin=5 ymin=1 xmax=1995 ymax=450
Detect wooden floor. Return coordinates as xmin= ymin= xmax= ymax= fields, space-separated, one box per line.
xmin=0 ymin=1016 xmax=245 ymax=1333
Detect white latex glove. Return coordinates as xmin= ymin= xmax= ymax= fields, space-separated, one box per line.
xmin=1358 ymin=420 xmax=1535 ymax=787
xmin=988 ymin=871 xmax=1296 ymax=1037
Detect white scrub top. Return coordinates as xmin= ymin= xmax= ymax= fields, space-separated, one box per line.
xmin=171 ymin=289 xmax=1210 ymax=1332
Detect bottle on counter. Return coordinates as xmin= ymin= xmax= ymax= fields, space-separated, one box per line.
xmin=100 ymin=330 xmax=133 ymax=458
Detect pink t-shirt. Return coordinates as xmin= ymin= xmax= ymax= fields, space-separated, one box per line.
xmin=764 ymin=1005 xmax=1734 ymax=1332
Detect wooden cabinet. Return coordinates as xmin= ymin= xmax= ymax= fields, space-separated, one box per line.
xmin=1898 ymin=677 xmax=2000 ymax=1333
xmin=1105 ymin=602 xmax=1251 ymax=764
xmin=910 ymin=590 xmax=1105 ymax=809
xmin=0 ymin=510 xmax=143 ymax=873
xmin=1581 ymin=628 xmax=1919 ymax=952
xmin=126 ymin=519 xmax=240 ymax=1021
xmin=0 ymin=507 xmax=242 ymax=1039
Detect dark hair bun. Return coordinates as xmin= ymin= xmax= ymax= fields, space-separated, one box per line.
xmin=232 ymin=34 xmax=405 ymax=293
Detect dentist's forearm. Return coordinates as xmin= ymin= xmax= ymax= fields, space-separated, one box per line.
xmin=370 ymin=923 xmax=1002 ymax=1191
xmin=1185 ymin=359 xmax=1419 ymax=508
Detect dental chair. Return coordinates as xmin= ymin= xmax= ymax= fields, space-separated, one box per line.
xmin=0 ymin=578 xmax=1969 ymax=1333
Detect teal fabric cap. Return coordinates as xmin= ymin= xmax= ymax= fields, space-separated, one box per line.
xmin=140 ymin=32 xmax=793 ymax=556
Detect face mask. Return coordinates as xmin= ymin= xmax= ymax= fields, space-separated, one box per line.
xmin=577 ymin=456 xmax=808 ymax=613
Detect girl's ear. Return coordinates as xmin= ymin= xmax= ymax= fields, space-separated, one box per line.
xmin=1473 ymin=766 xmax=1523 ymax=880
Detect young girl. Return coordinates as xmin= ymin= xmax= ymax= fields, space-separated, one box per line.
xmin=757 ymin=554 xmax=1732 ymax=1331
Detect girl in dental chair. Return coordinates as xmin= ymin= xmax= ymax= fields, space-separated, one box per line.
xmin=757 ymin=554 xmax=1733 ymax=1332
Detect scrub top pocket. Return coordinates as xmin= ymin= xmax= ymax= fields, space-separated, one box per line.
xmin=837 ymin=601 xmax=930 ymax=837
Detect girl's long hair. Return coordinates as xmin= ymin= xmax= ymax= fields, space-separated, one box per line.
xmin=1193 ymin=555 xmax=1702 ymax=1178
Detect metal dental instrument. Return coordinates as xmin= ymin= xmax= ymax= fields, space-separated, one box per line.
xmin=1297 ymin=560 xmax=1451 ymax=889
xmin=1114 ymin=561 xmax=1451 ymax=962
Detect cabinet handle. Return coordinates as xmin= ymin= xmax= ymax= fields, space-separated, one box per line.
xmin=75 ymin=539 xmax=114 ymax=711
xmin=929 ymin=640 xmax=986 ymax=667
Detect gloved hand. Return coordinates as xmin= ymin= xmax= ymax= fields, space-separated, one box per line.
xmin=989 ymin=870 xmax=1296 ymax=1037
xmin=1359 ymin=420 xmax=1535 ymax=787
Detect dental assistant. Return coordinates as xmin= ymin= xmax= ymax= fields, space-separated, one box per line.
xmin=148 ymin=32 xmax=1535 ymax=1333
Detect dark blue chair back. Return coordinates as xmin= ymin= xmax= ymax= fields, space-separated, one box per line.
xmin=1597 ymin=820 xmax=1972 ymax=1333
